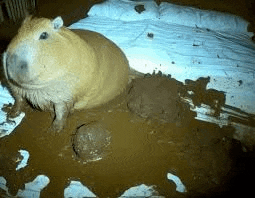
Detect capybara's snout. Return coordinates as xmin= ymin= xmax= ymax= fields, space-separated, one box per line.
xmin=4 ymin=52 xmax=29 ymax=83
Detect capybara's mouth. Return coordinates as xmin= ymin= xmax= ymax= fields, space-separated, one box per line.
xmin=7 ymin=72 xmax=45 ymax=90
xmin=5 ymin=66 xmax=44 ymax=90
xmin=9 ymin=78 xmax=49 ymax=89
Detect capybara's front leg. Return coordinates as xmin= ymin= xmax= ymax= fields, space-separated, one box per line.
xmin=50 ymin=102 xmax=70 ymax=133
xmin=2 ymin=93 xmax=24 ymax=119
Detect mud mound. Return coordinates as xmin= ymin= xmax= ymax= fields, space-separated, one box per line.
xmin=72 ymin=121 xmax=111 ymax=163
xmin=127 ymin=73 xmax=195 ymax=126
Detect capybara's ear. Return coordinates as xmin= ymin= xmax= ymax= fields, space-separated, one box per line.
xmin=22 ymin=15 xmax=32 ymax=24
xmin=52 ymin=16 xmax=64 ymax=30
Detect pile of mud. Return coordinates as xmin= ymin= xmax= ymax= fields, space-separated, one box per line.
xmin=127 ymin=73 xmax=195 ymax=126
xmin=72 ymin=121 xmax=111 ymax=163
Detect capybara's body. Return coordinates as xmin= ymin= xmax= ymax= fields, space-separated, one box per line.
xmin=3 ymin=16 xmax=129 ymax=131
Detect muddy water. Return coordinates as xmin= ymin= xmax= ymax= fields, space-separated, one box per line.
xmin=0 ymin=75 xmax=249 ymax=198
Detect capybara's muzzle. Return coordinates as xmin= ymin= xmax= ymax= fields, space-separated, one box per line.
xmin=4 ymin=52 xmax=29 ymax=84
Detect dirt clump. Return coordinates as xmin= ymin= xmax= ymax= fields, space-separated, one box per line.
xmin=127 ymin=73 xmax=195 ymax=126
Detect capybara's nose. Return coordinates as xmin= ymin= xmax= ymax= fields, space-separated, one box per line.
xmin=6 ymin=52 xmax=29 ymax=83
xmin=7 ymin=52 xmax=28 ymax=71
xmin=19 ymin=60 xmax=28 ymax=70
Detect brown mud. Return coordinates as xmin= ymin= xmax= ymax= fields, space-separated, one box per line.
xmin=0 ymin=73 xmax=254 ymax=198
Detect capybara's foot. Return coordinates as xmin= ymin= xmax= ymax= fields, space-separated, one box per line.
xmin=2 ymin=103 xmax=22 ymax=118
xmin=48 ymin=119 xmax=65 ymax=133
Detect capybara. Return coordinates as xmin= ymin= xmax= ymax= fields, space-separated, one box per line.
xmin=2 ymin=16 xmax=129 ymax=132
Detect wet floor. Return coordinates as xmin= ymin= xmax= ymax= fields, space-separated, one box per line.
xmin=1 ymin=0 xmax=255 ymax=197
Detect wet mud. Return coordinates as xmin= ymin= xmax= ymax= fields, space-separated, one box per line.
xmin=0 ymin=73 xmax=254 ymax=198
xmin=127 ymin=73 xmax=195 ymax=126
xmin=72 ymin=121 xmax=112 ymax=163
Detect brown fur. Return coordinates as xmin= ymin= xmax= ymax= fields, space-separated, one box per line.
xmin=3 ymin=16 xmax=129 ymax=132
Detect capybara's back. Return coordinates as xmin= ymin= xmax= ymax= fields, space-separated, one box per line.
xmin=71 ymin=29 xmax=129 ymax=110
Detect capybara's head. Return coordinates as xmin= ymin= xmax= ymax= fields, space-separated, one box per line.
xmin=3 ymin=16 xmax=72 ymax=88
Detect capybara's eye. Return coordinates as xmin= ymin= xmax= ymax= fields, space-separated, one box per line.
xmin=39 ymin=32 xmax=49 ymax=40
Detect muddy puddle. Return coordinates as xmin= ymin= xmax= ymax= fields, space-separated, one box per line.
xmin=0 ymin=74 xmax=254 ymax=197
